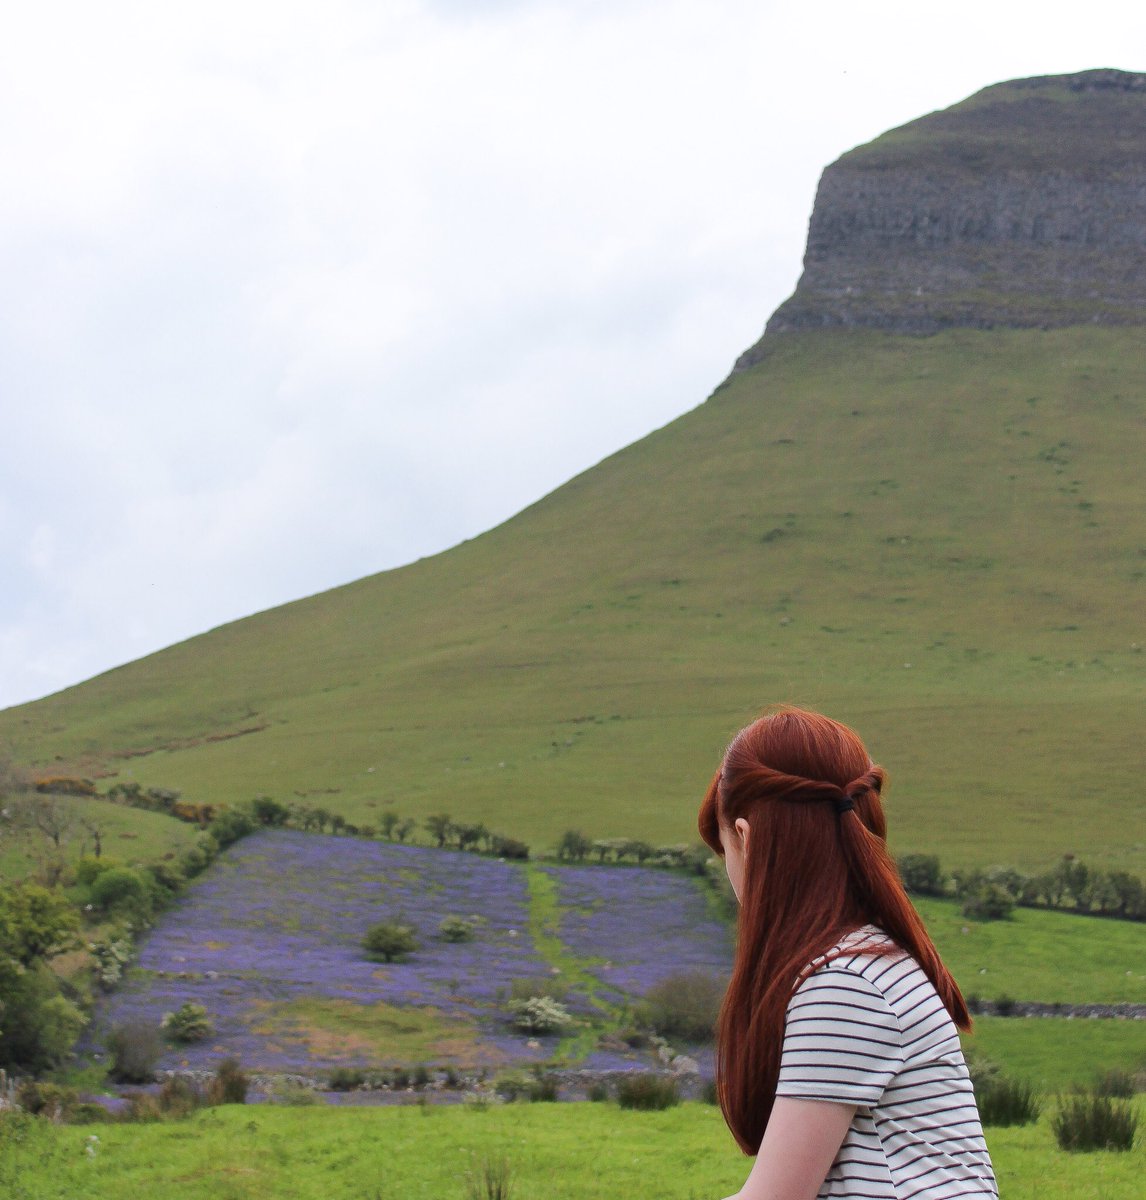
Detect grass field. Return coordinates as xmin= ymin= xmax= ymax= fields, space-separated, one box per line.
xmin=914 ymin=897 xmax=1146 ymax=1005
xmin=3 ymin=1101 xmax=1143 ymax=1200
xmin=963 ymin=1017 xmax=1146 ymax=1092
xmin=0 ymin=796 xmax=198 ymax=885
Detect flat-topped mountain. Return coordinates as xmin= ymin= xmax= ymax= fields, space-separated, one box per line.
xmin=738 ymin=69 xmax=1146 ymax=366
xmin=2 ymin=71 xmax=1143 ymax=872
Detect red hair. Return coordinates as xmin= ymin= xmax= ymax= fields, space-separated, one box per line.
xmin=698 ymin=706 xmax=969 ymax=1155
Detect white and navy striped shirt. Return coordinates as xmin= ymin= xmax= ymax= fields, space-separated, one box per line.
xmin=775 ymin=926 xmax=997 ymax=1199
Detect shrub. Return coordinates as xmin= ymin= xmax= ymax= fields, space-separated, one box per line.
xmin=507 ymin=996 xmax=572 ymax=1035
xmin=643 ymin=970 xmax=726 ymax=1043
xmin=701 ymin=1078 xmax=719 ymax=1105
xmin=993 ymin=995 xmax=1017 ymax=1017
xmin=438 ymin=915 xmax=477 ymax=943
xmin=960 ymin=881 xmax=1014 ymax=921
xmin=1052 ymin=1093 xmax=1138 ymax=1151
xmin=207 ymin=1057 xmax=249 ymax=1105
xmin=897 ymin=854 xmax=946 ymax=896
xmin=491 ymin=836 xmax=529 ymax=861
xmin=527 ymin=1073 xmax=559 ymax=1102
xmin=465 ymin=1153 xmax=513 ymax=1200
xmin=15 ymin=1080 xmax=80 ymax=1121
xmin=209 ymin=807 xmax=256 ymax=849
xmin=124 ymin=1092 xmax=164 ymax=1122
xmin=556 ymin=830 xmax=591 ymax=862
xmin=587 ymin=1080 xmax=609 ymax=1102
xmin=269 ymin=1080 xmax=319 ymax=1105
xmin=494 ymin=1072 xmax=530 ymax=1101
xmin=0 ymin=966 xmax=87 ymax=1072
xmin=158 ymin=1075 xmax=203 ymax=1117
xmin=328 ymin=1067 xmax=367 ymax=1092
xmin=362 ymin=920 xmax=418 ymax=962
xmin=88 ymin=935 xmax=134 ymax=989
xmin=107 ymin=1021 xmax=164 ymax=1084
xmin=616 ymin=1073 xmax=679 ymax=1111
xmin=976 ymin=1076 xmax=1040 ymax=1127
xmin=412 ymin=1064 xmax=430 ymax=1087
xmin=161 ymin=1002 xmax=213 ymax=1044
xmin=90 ymin=867 xmax=150 ymax=917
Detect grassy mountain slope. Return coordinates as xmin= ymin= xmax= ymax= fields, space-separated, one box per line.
xmin=3 ymin=327 xmax=1142 ymax=871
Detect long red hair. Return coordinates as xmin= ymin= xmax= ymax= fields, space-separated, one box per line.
xmin=698 ymin=706 xmax=969 ymax=1155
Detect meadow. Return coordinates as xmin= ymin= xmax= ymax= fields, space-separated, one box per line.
xmin=78 ymin=831 xmax=1144 ymax=1087
xmin=2 ymin=327 xmax=1143 ymax=878
xmin=3 ymin=1101 xmax=1144 ymax=1200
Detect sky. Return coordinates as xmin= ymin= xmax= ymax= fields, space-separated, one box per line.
xmin=1 ymin=0 xmax=1143 ymax=711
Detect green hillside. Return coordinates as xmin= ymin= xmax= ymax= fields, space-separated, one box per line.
xmin=3 ymin=326 xmax=1142 ymax=872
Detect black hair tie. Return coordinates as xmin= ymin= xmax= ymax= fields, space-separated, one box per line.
xmin=833 ymin=794 xmax=855 ymax=816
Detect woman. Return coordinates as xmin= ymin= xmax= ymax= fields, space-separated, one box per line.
xmin=699 ymin=707 xmax=997 ymax=1200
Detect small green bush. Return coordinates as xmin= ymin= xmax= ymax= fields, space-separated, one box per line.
xmin=616 ymin=1073 xmax=679 ymax=1111
xmin=362 ymin=920 xmax=418 ymax=963
xmin=587 ymin=1080 xmax=609 ymax=1102
xmin=976 ymin=1075 xmax=1040 ymax=1127
xmin=90 ymin=867 xmax=150 ymax=917
xmin=898 ymin=853 xmax=946 ymax=896
xmin=161 ymin=1002 xmax=213 ymax=1044
xmin=509 ymin=976 xmax=568 ymax=1004
xmin=107 ymin=1021 xmax=163 ymax=1084
xmin=507 ymin=996 xmax=572 ymax=1035
xmin=643 ymin=970 xmax=725 ymax=1043
xmin=327 ymin=1067 xmax=367 ymax=1091
xmin=15 ymin=1080 xmax=80 ymax=1121
xmin=1052 ymin=1093 xmax=1138 ymax=1151
xmin=465 ymin=1153 xmax=513 ymax=1200
xmin=438 ymin=915 xmax=476 ymax=943
xmin=961 ymin=881 xmax=1015 ymax=921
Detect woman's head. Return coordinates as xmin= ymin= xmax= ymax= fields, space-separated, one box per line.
xmin=699 ymin=707 xmax=888 ymax=914
xmin=699 ymin=706 xmax=968 ymax=1154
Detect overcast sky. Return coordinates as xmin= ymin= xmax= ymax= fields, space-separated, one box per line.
xmin=1 ymin=1 xmax=1142 ymax=711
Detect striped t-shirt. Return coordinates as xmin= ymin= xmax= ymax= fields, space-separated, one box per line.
xmin=775 ymin=926 xmax=997 ymax=1199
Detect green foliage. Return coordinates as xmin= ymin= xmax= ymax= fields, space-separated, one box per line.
xmin=107 ymin=1020 xmax=163 ymax=1084
xmin=208 ymin=806 xmax=256 ymax=849
xmin=89 ymin=867 xmax=150 ymax=918
xmin=977 ymin=1075 xmax=1041 ymax=1126
xmin=0 ymin=884 xmax=80 ymax=967
xmin=556 ymin=830 xmax=591 ymax=862
xmin=954 ymin=869 xmax=1015 ymax=920
xmin=616 ymin=1073 xmax=680 ymax=1111
xmin=642 ymin=970 xmax=725 ymax=1043
xmin=1093 ymin=1070 xmax=1136 ymax=1099
xmin=158 ymin=1075 xmax=204 ymax=1117
xmin=14 ymin=1080 xmax=80 ymax=1120
xmin=508 ymin=976 xmax=568 ymax=1004
xmin=438 ymin=915 xmax=477 ymax=943
xmin=161 ymin=1001 xmax=213 ymax=1044
xmin=362 ymin=920 xmax=418 ymax=963
xmin=1052 ymin=1093 xmax=1139 ymax=1152
xmin=0 ymin=964 xmax=86 ymax=1071
xmin=251 ymin=796 xmax=290 ymax=826
xmin=465 ymin=1153 xmax=514 ymax=1200
xmin=506 ymin=995 xmax=571 ymax=1035
xmin=898 ymin=853 xmax=946 ymax=896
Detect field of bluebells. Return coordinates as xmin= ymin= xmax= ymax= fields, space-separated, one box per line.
xmin=87 ymin=831 xmax=732 ymax=1079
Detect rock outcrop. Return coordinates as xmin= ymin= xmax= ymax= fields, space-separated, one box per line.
xmin=737 ymin=69 xmax=1146 ymax=368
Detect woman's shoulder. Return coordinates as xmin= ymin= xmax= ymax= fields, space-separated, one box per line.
xmin=798 ymin=925 xmax=922 ymax=997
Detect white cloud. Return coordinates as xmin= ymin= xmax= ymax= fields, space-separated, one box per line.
xmin=2 ymin=0 xmax=1144 ymax=708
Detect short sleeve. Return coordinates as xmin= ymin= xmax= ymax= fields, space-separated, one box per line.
xmin=775 ymin=964 xmax=905 ymax=1107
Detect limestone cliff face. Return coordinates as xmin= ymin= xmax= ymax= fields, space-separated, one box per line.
xmin=737 ymin=69 xmax=1146 ymax=368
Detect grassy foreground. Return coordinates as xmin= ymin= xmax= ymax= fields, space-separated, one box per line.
xmin=3 ymin=1101 xmax=1143 ymax=1200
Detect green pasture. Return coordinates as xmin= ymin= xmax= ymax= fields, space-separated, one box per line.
xmin=963 ymin=1018 xmax=1146 ymax=1093
xmin=1 ymin=327 xmax=1143 ymax=875
xmin=0 ymin=796 xmax=198 ymax=886
xmin=4 ymin=1100 xmax=1144 ymax=1200
xmin=915 ymin=897 xmax=1146 ymax=1005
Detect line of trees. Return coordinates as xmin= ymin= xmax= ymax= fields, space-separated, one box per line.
xmin=898 ymin=853 xmax=1146 ymax=921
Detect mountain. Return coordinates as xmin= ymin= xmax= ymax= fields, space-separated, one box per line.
xmin=2 ymin=70 xmax=1143 ymax=873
